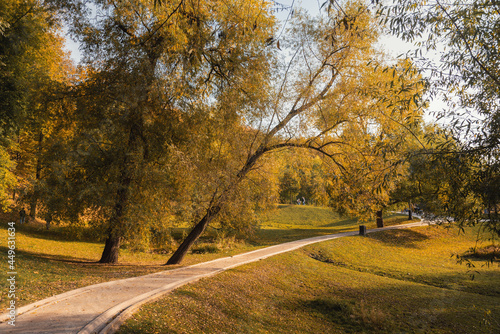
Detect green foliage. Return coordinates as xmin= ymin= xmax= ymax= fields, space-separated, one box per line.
xmin=0 ymin=0 xmax=70 ymax=210
xmin=379 ymin=0 xmax=500 ymax=241
xmin=277 ymin=151 xmax=331 ymax=206
xmin=0 ymin=146 xmax=16 ymax=209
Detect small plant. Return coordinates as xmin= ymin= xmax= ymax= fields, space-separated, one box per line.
xmin=481 ymin=309 xmax=500 ymax=333
xmin=358 ymin=299 xmax=390 ymax=330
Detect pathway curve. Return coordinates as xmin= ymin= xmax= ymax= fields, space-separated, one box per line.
xmin=0 ymin=221 xmax=428 ymax=334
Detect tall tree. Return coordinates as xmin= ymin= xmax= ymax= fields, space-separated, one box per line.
xmin=379 ymin=0 xmax=500 ymax=237
xmin=0 ymin=0 xmax=72 ymax=210
xmin=166 ymin=1 xmax=426 ymax=264
xmin=59 ymin=0 xmax=276 ymax=263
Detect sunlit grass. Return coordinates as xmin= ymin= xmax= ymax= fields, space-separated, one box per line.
xmin=118 ymin=225 xmax=500 ymax=334
xmin=0 ymin=221 xmax=256 ymax=311
xmin=254 ymin=204 xmax=413 ymax=245
xmin=0 ymin=205 xmax=411 ymax=311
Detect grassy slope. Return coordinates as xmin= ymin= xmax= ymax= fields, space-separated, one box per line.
xmin=0 ymin=205 xmax=364 ymax=311
xmin=3 ymin=204 xmax=497 ymax=333
xmin=118 ymin=226 xmax=500 ymax=334
xmin=255 ymin=204 xmax=410 ymax=245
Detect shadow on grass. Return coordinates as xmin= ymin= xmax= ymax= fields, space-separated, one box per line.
xmin=0 ymin=221 xmax=105 ymax=245
xmin=0 ymin=245 xmax=99 ymax=264
xmin=344 ymin=283 xmax=497 ymax=333
xmin=460 ymin=245 xmax=500 ymax=263
xmin=284 ymin=298 xmax=362 ymax=331
xmin=0 ymin=246 xmax=169 ymax=270
xmin=368 ymin=229 xmax=430 ymax=248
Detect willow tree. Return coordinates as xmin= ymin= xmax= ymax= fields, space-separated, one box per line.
xmin=379 ymin=0 xmax=500 ymax=237
xmin=166 ymin=1 xmax=426 ymax=264
xmin=59 ymin=0 xmax=276 ymax=263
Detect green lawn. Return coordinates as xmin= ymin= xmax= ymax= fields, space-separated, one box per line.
xmin=4 ymin=203 xmax=494 ymax=333
xmin=254 ymin=204 xmax=411 ymax=245
xmin=0 ymin=205 xmax=367 ymax=311
xmin=118 ymin=225 xmax=500 ymax=334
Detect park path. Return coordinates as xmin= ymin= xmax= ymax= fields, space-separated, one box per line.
xmin=0 ymin=221 xmax=427 ymax=334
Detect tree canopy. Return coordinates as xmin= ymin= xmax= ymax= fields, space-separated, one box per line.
xmin=379 ymin=0 xmax=500 ymax=240
xmin=8 ymin=0 xmax=498 ymax=265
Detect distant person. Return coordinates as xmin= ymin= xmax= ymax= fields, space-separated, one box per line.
xmin=19 ymin=208 xmax=26 ymax=224
xmin=302 ymin=197 xmax=306 ymax=205
xmin=297 ymin=198 xmax=301 ymax=205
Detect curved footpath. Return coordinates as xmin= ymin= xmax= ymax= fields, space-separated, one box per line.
xmin=0 ymin=221 xmax=428 ymax=334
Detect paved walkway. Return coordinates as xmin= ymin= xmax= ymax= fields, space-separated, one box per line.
xmin=0 ymin=221 xmax=428 ymax=334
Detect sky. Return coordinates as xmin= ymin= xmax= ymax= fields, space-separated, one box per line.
xmin=62 ymin=0 xmax=440 ymax=120
xmin=63 ymin=0 xmax=415 ymax=64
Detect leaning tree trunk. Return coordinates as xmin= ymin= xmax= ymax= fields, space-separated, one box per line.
xmin=166 ymin=205 xmax=221 ymax=265
xmin=165 ymin=147 xmax=267 ymax=265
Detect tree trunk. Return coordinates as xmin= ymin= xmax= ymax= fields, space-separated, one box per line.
xmin=99 ymin=235 xmax=122 ymax=264
xmin=30 ymin=131 xmax=44 ymax=219
xmin=165 ymin=147 xmax=269 ymax=265
xmin=166 ymin=149 xmax=267 ymax=265
xmin=166 ymin=206 xmax=221 ymax=265
xmin=29 ymin=198 xmax=37 ymax=219
xmin=98 ymin=124 xmax=137 ymax=263
xmin=98 ymin=182 xmax=130 ymax=263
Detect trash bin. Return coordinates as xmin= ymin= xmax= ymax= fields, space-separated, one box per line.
xmin=359 ymin=225 xmax=367 ymax=236
xmin=376 ymin=210 xmax=384 ymax=228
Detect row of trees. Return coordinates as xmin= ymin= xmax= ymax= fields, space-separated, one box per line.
xmin=1 ymin=0 xmax=498 ymax=264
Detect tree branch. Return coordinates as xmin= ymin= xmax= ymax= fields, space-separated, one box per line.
xmin=436 ymin=0 xmax=500 ymax=88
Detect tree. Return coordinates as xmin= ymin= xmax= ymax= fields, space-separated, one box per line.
xmin=166 ymin=1 xmax=426 ymax=264
xmin=57 ymin=0 xmax=276 ymax=263
xmin=0 ymin=0 xmax=72 ymax=210
xmin=16 ymin=30 xmax=75 ymax=220
xmin=379 ymin=0 xmax=500 ymax=239
xmin=388 ymin=125 xmax=455 ymax=219
xmin=277 ymin=150 xmax=331 ymax=206
xmin=316 ymin=56 xmax=426 ymax=222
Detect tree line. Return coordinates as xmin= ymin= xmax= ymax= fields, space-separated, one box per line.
xmin=1 ymin=0 xmax=498 ymax=264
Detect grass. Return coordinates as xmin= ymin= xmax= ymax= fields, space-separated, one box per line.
xmin=0 ymin=204 xmax=369 ymax=311
xmin=254 ymin=204 xmax=411 ymax=245
xmin=117 ymin=225 xmax=500 ymax=334
xmin=1 ymin=205 xmax=498 ymax=332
